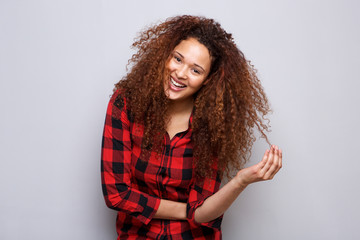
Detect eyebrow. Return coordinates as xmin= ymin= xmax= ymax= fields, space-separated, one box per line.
xmin=175 ymin=51 xmax=206 ymax=72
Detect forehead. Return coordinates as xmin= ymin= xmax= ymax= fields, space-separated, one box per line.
xmin=173 ymin=38 xmax=211 ymax=69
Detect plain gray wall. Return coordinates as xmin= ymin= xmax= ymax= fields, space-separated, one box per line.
xmin=1 ymin=0 xmax=359 ymax=239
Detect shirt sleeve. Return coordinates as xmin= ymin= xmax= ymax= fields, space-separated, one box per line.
xmin=186 ymin=167 xmax=223 ymax=230
xmin=101 ymin=91 xmax=161 ymax=225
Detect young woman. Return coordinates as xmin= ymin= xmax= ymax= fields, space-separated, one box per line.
xmin=101 ymin=15 xmax=282 ymax=239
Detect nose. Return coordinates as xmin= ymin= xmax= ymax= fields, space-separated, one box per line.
xmin=176 ymin=65 xmax=188 ymax=79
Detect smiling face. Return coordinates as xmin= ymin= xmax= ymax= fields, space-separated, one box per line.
xmin=164 ymin=37 xmax=212 ymax=104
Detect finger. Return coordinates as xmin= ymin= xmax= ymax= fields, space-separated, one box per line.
xmin=260 ymin=145 xmax=275 ymax=174
xmin=257 ymin=149 xmax=270 ymax=169
xmin=273 ymin=148 xmax=283 ymax=173
xmin=268 ymin=147 xmax=283 ymax=179
xmin=264 ymin=146 xmax=280 ymax=179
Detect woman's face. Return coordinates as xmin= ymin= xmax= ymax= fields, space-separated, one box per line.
xmin=164 ymin=37 xmax=211 ymax=103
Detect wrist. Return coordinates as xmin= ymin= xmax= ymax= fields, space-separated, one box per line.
xmin=155 ymin=200 xmax=187 ymax=220
xmin=179 ymin=202 xmax=187 ymax=220
xmin=231 ymin=176 xmax=248 ymax=190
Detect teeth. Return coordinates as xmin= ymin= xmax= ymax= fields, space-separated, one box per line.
xmin=170 ymin=77 xmax=186 ymax=88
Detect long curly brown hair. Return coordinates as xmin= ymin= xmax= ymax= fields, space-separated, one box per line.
xmin=113 ymin=15 xmax=271 ymax=179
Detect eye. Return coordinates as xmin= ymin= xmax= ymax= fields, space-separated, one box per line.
xmin=192 ymin=68 xmax=201 ymax=74
xmin=174 ymin=56 xmax=181 ymax=63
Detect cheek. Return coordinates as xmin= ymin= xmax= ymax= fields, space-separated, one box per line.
xmin=189 ymin=77 xmax=206 ymax=89
xmin=166 ymin=60 xmax=176 ymax=71
xmin=164 ymin=62 xmax=172 ymax=79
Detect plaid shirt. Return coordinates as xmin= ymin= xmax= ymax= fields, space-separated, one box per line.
xmin=101 ymin=90 xmax=223 ymax=239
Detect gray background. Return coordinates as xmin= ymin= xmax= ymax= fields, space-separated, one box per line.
xmin=1 ymin=0 xmax=359 ymax=239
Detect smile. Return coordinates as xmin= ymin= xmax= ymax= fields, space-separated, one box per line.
xmin=170 ymin=77 xmax=186 ymax=88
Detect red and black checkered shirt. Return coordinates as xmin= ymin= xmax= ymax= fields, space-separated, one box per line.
xmin=101 ymin=90 xmax=223 ymax=239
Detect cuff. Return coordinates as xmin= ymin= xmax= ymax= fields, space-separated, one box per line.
xmin=186 ymin=197 xmax=223 ymax=229
xmin=138 ymin=195 xmax=161 ymax=225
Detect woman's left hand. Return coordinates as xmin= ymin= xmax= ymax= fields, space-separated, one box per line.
xmin=195 ymin=145 xmax=282 ymax=223
xmin=233 ymin=145 xmax=282 ymax=188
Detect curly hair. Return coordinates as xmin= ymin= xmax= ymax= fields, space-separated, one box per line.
xmin=113 ymin=15 xmax=271 ymax=179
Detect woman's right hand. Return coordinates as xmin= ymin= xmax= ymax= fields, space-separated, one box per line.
xmin=233 ymin=145 xmax=282 ymax=188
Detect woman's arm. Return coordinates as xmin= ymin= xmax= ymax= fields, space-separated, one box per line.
xmin=194 ymin=145 xmax=282 ymax=223
xmin=153 ymin=199 xmax=187 ymax=220
xmin=102 ymin=93 xmax=163 ymax=225
xmin=152 ymin=145 xmax=282 ymax=222
xmin=102 ymin=92 xmax=189 ymax=222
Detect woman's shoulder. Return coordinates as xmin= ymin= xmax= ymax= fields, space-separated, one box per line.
xmin=107 ymin=89 xmax=132 ymax=122
xmin=109 ymin=88 xmax=128 ymax=109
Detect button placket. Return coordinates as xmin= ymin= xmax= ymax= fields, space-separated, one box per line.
xmin=158 ymin=135 xmax=170 ymax=198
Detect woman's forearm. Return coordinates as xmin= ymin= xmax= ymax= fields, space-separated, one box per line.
xmin=153 ymin=146 xmax=281 ymax=223
xmin=194 ymin=145 xmax=282 ymax=223
xmin=194 ymin=178 xmax=247 ymax=223
xmin=153 ymin=199 xmax=187 ymax=220
xmin=152 ymin=180 xmax=245 ymax=223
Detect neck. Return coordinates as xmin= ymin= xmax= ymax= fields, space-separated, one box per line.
xmin=168 ymin=98 xmax=194 ymax=115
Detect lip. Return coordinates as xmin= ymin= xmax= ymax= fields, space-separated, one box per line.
xmin=169 ymin=76 xmax=187 ymax=91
